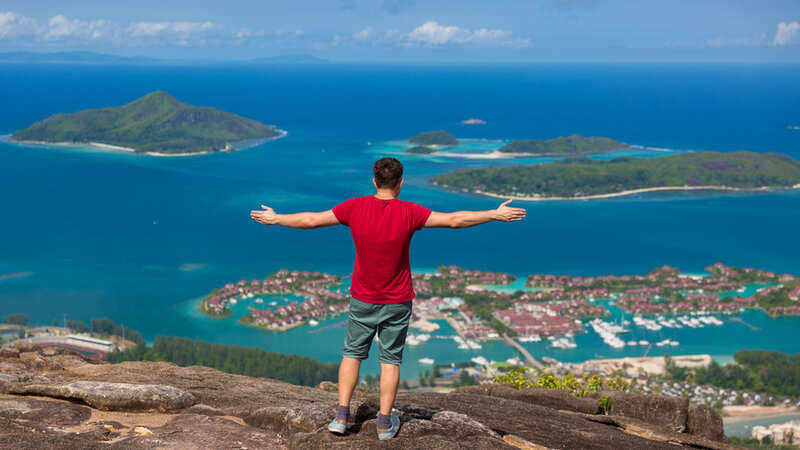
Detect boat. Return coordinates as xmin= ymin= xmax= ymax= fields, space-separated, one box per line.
xmin=419 ymin=357 xmax=435 ymax=364
xmin=254 ymin=298 xmax=264 ymax=304
xmin=308 ymin=319 xmax=319 ymax=326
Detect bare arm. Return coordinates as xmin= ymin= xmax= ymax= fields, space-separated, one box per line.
xmin=424 ymin=200 xmax=526 ymax=229
xmin=250 ymin=206 xmax=340 ymax=229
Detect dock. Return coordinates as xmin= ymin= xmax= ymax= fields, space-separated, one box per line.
xmin=502 ymin=333 xmax=544 ymax=369
xmin=730 ymin=317 xmax=760 ymax=331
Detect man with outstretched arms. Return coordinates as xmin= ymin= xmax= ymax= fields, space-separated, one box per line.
xmin=251 ymin=157 xmax=526 ymax=439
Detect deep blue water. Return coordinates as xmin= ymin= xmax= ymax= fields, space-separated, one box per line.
xmin=1 ymin=63 xmax=799 ymax=378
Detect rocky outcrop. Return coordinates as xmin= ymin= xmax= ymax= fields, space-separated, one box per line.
xmin=0 ymin=343 xmax=737 ymax=449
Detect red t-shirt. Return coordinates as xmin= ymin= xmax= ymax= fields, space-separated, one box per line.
xmin=333 ymin=196 xmax=432 ymax=304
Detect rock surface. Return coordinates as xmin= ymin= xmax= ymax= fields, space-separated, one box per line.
xmin=0 ymin=343 xmax=738 ymax=449
xmin=20 ymin=381 xmax=196 ymax=412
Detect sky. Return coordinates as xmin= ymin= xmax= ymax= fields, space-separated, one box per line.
xmin=0 ymin=0 xmax=798 ymax=63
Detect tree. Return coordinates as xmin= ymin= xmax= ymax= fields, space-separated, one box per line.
xmin=3 ymin=313 xmax=28 ymax=326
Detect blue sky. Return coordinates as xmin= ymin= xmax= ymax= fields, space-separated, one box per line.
xmin=0 ymin=0 xmax=798 ymax=62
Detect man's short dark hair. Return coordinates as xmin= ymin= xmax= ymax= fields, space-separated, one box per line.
xmin=374 ymin=157 xmax=404 ymax=188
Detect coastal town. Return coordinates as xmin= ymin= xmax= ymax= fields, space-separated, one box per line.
xmin=200 ymin=270 xmax=348 ymax=331
xmin=199 ymin=262 xmax=799 ymax=351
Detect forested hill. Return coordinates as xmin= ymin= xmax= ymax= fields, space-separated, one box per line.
xmin=11 ymin=91 xmax=280 ymax=154
xmin=431 ymin=151 xmax=800 ymax=199
xmin=498 ymin=135 xmax=628 ymax=154
xmin=408 ymin=130 xmax=459 ymax=146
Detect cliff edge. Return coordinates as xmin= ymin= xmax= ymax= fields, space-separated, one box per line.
xmin=0 ymin=344 xmax=737 ymax=449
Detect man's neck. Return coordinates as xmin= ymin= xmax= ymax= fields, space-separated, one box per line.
xmin=374 ymin=189 xmax=398 ymax=200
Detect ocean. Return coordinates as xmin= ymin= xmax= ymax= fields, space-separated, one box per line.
xmin=1 ymin=63 xmax=799 ymax=378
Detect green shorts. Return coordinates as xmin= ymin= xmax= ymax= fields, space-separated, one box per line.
xmin=342 ymin=298 xmax=412 ymax=365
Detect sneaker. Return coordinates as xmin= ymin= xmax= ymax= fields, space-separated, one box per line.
xmin=328 ymin=419 xmax=347 ymax=435
xmin=377 ymin=413 xmax=400 ymax=440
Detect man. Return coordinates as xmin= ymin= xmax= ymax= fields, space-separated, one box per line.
xmin=250 ymin=157 xmax=525 ymax=440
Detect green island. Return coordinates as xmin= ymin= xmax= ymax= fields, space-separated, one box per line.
xmin=408 ymin=130 xmax=459 ymax=147
xmin=405 ymin=145 xmax=437 ymax=154
xmin=498 ymin=135 xmax=628 ymax=155
xmin=431 ymin=151 xmax=800 ymax=200
xmin=10 ymin=91 xmax=282 ymax=155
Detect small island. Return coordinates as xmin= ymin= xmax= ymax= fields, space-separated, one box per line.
xmin=430 ymin=151 xmax=800 ymax=200
xmin=404 ymin=145 xmax=437 ymax=154
xmin=498 ymin=135 xmax=628 ymax=155
xmin=10 ymin=91 xmax=283 ymax=156
xmin=409 ymin=130 xmax=460 ymax=147
xmin=460 ymin=118 xmax=486 ymax=125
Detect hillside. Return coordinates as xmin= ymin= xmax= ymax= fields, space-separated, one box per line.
xmin=498 ymin=135 xmax=629 ymax=154
xmin=408 ymin=130 xmax=460 ymax=146
xmin=431 ymin=151 xmax=800 ymax=200
xmin=0 ymin=343 xmax=733 ymax=449
xmin=11 ymin=91 xmax=280 ymax=155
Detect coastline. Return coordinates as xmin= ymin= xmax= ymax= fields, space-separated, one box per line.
xmin=432 ymin=184 xmax=800 ymax=202
xmin=3 ymin=129 xmax=288 ymax=157
xmin=413 ymin=148 xmax=633 ymax=160
xmin=723 ymin=406 xmax=800 ymax=424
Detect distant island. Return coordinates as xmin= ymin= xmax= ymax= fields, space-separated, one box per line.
xmin=498 ymin=135 xmax=628 ymax=155
xmin=431 ymin=151 xmax=800 ymax=200
xmin=405 ymin=145 xmax=437 ymax=154
xmin=460 ymin=118 xmax=486 ymax=125
xmin=408 ymin=130 xmax=459 ymax=147
xmin=10 ymin=91 xmax=282 ymax=156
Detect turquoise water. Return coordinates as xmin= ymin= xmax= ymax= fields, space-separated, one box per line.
xmin=1 ymin=63 xmax=800 ymax=379
xmin=724 ymin=414 xmax=800 ymax=438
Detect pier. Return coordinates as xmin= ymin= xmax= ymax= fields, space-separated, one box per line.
xmin=502 ymin=333 xmax=544 ymax=369
xmin=730 ymin=317 xmax=760 ymax=331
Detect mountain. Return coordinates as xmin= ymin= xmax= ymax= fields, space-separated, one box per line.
xmin=249 ymin=54 xmax=330 ymax=64
xmin=431 ymin=151 xmax=800 ymax=199
xmin=0 ymin=343 xmax=731 ymax=448
xmin=11 ymin=91 xmax=281 ymax=155
xmin=0 ymin=51 xmax=157 ymax=64
xmin=498 ymin=135 xmax=629 ymax=155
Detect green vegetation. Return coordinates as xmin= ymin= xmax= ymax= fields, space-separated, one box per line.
xmin=2 ymin=312 xmax=28 ymax=326
xmin=89 ymin=318 xmax=145 ymax=346
xmin=667 ymin=350 xmax=800 ymax=398
xmin=110 ymin=335 xmax=338 ymax=386
xmin=498 ymin=135 xmax=628 ymax=155
xmin=451 ymin=370 xmax=479 ymax=387
xmin=11 ymin=91 xmax=280 ymax=154
xmin=432 ymin=151 xmax=800 ymax=199
xmin=728 ymin=437 xmax=796 ymax=449
xmin=408 ymin=130 xmax=459 ymax=146
xmin=493 ymin=367 xmax=630 ymax=397
xmin=405 ymin=145 xmax=437 ymax=154
xmin=598 ymin=395 xmax=613 ymax=415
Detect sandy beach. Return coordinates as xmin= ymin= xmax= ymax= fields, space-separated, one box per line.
xmin=574 ymin=354 xmax=712 ymax=376
xmin=5 ymin=129 xmax=288 ymax=157
xmin=723 ymin=406 xmax=800 ymax=424
xmin=445 ymin=184 xmax=796 ymax=202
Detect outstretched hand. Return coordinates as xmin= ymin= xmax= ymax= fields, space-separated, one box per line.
xmin=250 ymin=205 xmax=279 ymax=225
xmin=494 ymin=199 xmax=526 ymax=222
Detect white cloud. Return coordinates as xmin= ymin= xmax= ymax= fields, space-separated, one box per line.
xmin=0 ymin=11 xmax=295 ymax=48
xmin=774 ymin=21 xmax=799 ymax=46
xmin=705 ymin=36 xmax=752 ymax=48
xmin=0 ymin=11 xmax=39 ymax=38
xmin=44 ymin=15 xmax=114 ymax=41
xmin=323 ymin=21 xmax=530 ymax=49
